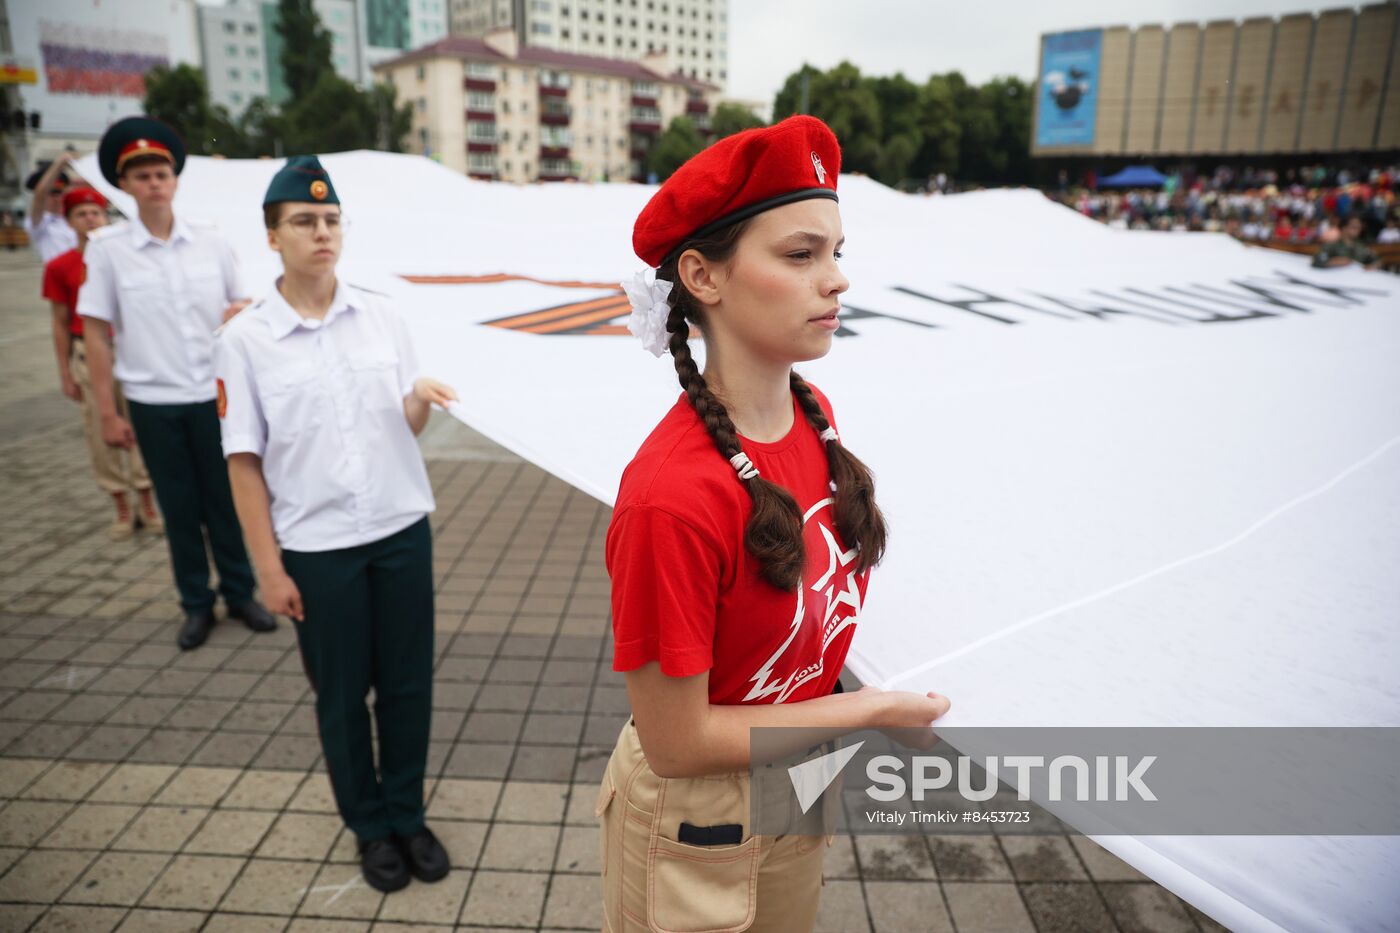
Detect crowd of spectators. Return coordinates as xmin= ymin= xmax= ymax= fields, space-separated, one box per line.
xmin=1057 ymin=163 xmax=1400 ymax=247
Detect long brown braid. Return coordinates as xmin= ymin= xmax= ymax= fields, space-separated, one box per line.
xmin=657 ymin=220 xmax=888 ymax=590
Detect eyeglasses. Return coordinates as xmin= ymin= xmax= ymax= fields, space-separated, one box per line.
xmin=277 ymin=213 xmax=348 ymax=235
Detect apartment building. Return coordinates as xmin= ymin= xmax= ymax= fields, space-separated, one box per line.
xmin=448 ymin=0 xmax=728 ymax=88
xmin=374 ymin=29 xmax=719 ymax=183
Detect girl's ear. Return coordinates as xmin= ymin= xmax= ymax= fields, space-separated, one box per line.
xmin=677 ymin=247 xmax=723 ymax=307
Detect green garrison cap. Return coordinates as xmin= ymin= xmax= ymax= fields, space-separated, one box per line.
xmin=97 ymin=115 xmax=186 ymax=186
xmin=263 ymin=155 xmax=340 ymax=207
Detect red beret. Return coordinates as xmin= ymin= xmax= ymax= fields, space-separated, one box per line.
xmin=62 ymin=186 xmax=109 ymax=215
xmin=633 ymin=115 xmax=841 ymax=267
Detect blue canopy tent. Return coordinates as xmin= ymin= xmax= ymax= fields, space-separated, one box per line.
xmin=1098 ymin=165 xmax=1168 ymax=188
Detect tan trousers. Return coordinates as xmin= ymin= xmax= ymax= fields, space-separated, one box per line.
xmin=597 ymin=720 xmax=828 ymax=933
xmin=70 ymin=341 xmax=151 ymax=495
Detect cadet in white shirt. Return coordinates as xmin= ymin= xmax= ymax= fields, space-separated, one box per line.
xmin=24 ymin=155 xmax=79 ymax=263
xmin=215 ymin=156 xmax=457 ymax=894
xmin=78 ymin=115 xmax=276 ymax=650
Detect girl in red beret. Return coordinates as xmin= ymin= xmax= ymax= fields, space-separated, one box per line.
xmin=599 ymin=115 xmax=951 ymax=931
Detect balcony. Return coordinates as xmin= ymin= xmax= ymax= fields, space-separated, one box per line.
xmin=539 ymin=168 xmax=576 ymax=182
xmin=685 ymin=98 xmax=710 ymax=115
xmin=465 ymin=109 xmax=496 ymax=122
xmin=467 ymin=140 xmax=497 ymax=153
xmin=630 ymin=94 xmax=658 ymax=108
xmin=539 ymin=85 xmax=568 ymax=98
xmin=628 ymin=120 xmax=661 ymax=134
xmin=464 ymin=77 xmax=496 ymax=92
xmin=540 ymin=145 xmax=571 ymax=160
xmin=468 ymin=171 xmax=497 ymax=181
xmin=541 ymin=109 xmax=571 ymax=126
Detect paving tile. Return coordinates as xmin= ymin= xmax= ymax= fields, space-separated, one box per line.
xmin=864 ymin=879 xmax=953 ymax=932
xmin=218 ymin=858 xmax=319 ymax=915
xmin=479 ymin=823 xmax=560 ymax=871
xmin=430 ymin=820 xmax=488 ymax=870
xmin=114 ymin=908 xmax=207 ymax=932
xmin=289 ymin=920 xmax=368 ymax=933
xmin=154 ymin=766 xmax=242 ymax=807
xmin=943 ymin=881 xmax=1036 ymax=933
xmin=853 ymin=835 xmax=938 ymax=880
xmin=0 ymin=799 xmax=73 ymax=846
xmin=183 ymin=809 xmax=277 ymax=855
xmin=553 ymin=825 xmax=600 ymax=875
xmin=1019 ymin=882 xmax=1117 ymax=933
xmin=495 ymin=780 xmax=569 ymax=823
xmin=220 ymin=768 xmax=306 ymax=810
xmin=202 ymin=913 xmax=289 ymax=932
xmin=140 ymin=854 xmax=245 ymax=910
xmin=1070 ymin=835 xmax=1150 ymax=882
xmin=295 ymin=863 xmax=384 ymax=919
xmin=62 ymin=851 xmax=171 ymax=905
xmin=0 ymin=849 xmax=95 ymax=903
xmin=113 ymin=805 xmax=206 ymax=852
xmin=459 ymin=870 xmax=547 ymax=927
xmin=286 ymin=774 xmax=338 ymax=813
xmin=127 ymin=729 xmax=206 ymax=765
xmin=30 ymin=905 xmax=126 ymax=932
xmin=540 ymin=872 xmax=597 ymax=929
xmin=428 ymin=778 xmax=500 ymax=821
xmin=39 ymin=802 xmax=140 ymax=849
xmin=20 ymin=761 xmax=114 ymax=800
xmin=376 ymin=869 xmax=472 ymax=924
xmin=814 ymin=879 xmax=870 ymax=932
xmin=190 ymin=731 xmax=269 ymax=767
xmin=1000 ymin=835 xmax=1090 ymax=882
xmin=1100 ymin=882 xmax=1199 ymax=933
xmin=928 ymin=833 xmax=1015 ymax=881
xmin=256 ymin=812 xmax=342 ymax=861
xmin=0 ymin=905 xmax=46 ymax=931
xmin=508 ymin=745 xmax=576 ymax=782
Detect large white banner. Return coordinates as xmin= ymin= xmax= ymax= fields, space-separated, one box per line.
xmin=78 ymin=151 xmax=1400 ymax=932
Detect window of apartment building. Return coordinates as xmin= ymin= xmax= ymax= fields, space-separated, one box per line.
xmin=504 ymin=160 xmax=512 ymax=172
xmin=467 ymin=61 xmax=497 ymax=78
xmin=618 ymin=138 xmax=626 ymax=148
xmin=532 ymin=22 xmax=552 ymax=33
xmin=419 ymin=127 xmax=430 ymax=149
xmin=468 ymin=90 xmax=495 ymax=109
xmin=581 ymin=30 xmax=589 ymax=40
xmin=243 ymin=22 xmax=256 ymax=33
xmin=501 ymin=99 xmax=511 ymax=113
xmin=531 ymin=0 xmax=551 ymax=9
xmin=540 ymin=70 xmax=570 ymax=89
xmin=541 ymin=158 xmax=570 ymax=175
xmin=468 ymin=152 xmax=497 ymax=173
xmin=416 ymin=65 xmax=426 ymax=80
xmin=226 ymin=44 xmax=238 ymax=56
xmin=417 ymin=97 xmax=427 ymax=113
xmin=229 ymin=68 xmax=241 ymax=80
xmin=223 ymin=21 xmax=236 ymax=33
xmin=500 ymin=129 xmax=510 ymax=141
xmin=232 ymin=91 xmax=243 ymax=104
xmin=247 ymin=45 xmax=259 ymax=57
xmin=561 ymin=28 xmax=570 ymax=39
xmin=632 ymin=80 xmax=659 ymax=97
xmin=524 ymin=161 xmax=532 ymax=175
xmin=468 ymin=121 xmax=496 ymax=141
xmin=250 ymin=69 xmax=262 ymax=81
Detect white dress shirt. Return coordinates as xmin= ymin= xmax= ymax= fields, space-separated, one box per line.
xmin=77 ymin=215 xmax=248 ymax=405
xmin=24 ymin=211 xmax=78 ymax=263
xmin=214 ymin=280 xmax=435 ymax=552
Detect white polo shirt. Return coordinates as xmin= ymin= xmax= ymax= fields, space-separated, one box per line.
xmin=77 ymin=215 xmax=247 ymax=405
xmin=213 ymin=280 xmax=435 ymax=552
xmin=24 ymin=211 xmax=78 ymax=263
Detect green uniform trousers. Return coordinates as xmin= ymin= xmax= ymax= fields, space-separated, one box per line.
xmin=127 ymin=399 xmax=255 ymax=611
xmin=282 ymin=516 xmax=434 ymax=843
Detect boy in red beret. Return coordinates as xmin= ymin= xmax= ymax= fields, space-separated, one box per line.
xmin=598 ymin=115 xmax=951 ymax=931
xmin=41 ymin=186 xmax=159 ymax=540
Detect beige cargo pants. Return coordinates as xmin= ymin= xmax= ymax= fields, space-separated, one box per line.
xmin=596 ymin=719 xmax=830 ymax=933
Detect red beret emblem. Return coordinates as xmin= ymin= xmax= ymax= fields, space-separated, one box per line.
xmin=811 ymin=152 xmax=826 ymax=184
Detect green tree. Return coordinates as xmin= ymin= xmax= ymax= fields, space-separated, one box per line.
xmin=911 ymin=74 xmax=961 ymax=179
xmin=276 ymin=0 xmax=335 ymax=101
xmin=981 ymin=76 xmax=1032 ymax=185
xmin=143 ymin=64 xmax=243 ymax=156
xmin=773 ymin=61 xmax=882 ymax=178
xmin=276 ymin=72 xmax=411 ymax=155
xmin=709 ymin=102 xmax=765 ymax=140
xmin=649 ymin=116 xmax=704 ymax=181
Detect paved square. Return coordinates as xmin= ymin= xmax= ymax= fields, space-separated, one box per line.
xmin=0 ymin=250 xmax=1220 ymax=930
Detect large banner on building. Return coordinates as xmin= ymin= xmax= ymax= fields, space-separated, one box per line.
xmin=77 ymin=151 xmax=1400 ymax=933
xmin=1036 ymin=29 xmax=1103 ymax=148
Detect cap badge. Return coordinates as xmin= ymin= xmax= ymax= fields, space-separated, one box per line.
xmin=811 ymin=151 xmax=826 ymax=184
xmin=309 ymin=179 xmax=329 ymax=201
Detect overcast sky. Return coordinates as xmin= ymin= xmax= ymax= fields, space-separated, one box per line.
xmin=728 ymin=1 xmax=1323 ymax=106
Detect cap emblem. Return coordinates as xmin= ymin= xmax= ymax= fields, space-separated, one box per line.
xmin=309 ymin=180 xmax=329 ymax=201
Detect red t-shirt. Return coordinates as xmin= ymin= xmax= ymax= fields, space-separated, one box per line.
xmin=607 ymin=384 xmax=870 ymax=705
xmin=41 ymin=247 xmax=85 ymax=337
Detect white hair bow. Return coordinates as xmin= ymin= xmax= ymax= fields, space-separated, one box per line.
xmin=621 ymin=268 xmax=674 ymax=357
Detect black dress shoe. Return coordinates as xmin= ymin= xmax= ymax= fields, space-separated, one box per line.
xmin=359 ymin=837 xmax=411 ymax=893
xmin=177 ymin=608 xmax=215 ymax=650
xmin=397 ymin=826 xmax=450 ymax=883
xmin=226 ymin=599 xmax=277 ymax=632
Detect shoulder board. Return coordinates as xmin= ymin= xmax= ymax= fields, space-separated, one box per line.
xmin=87 ymin=223 xmax=127 ymax=242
